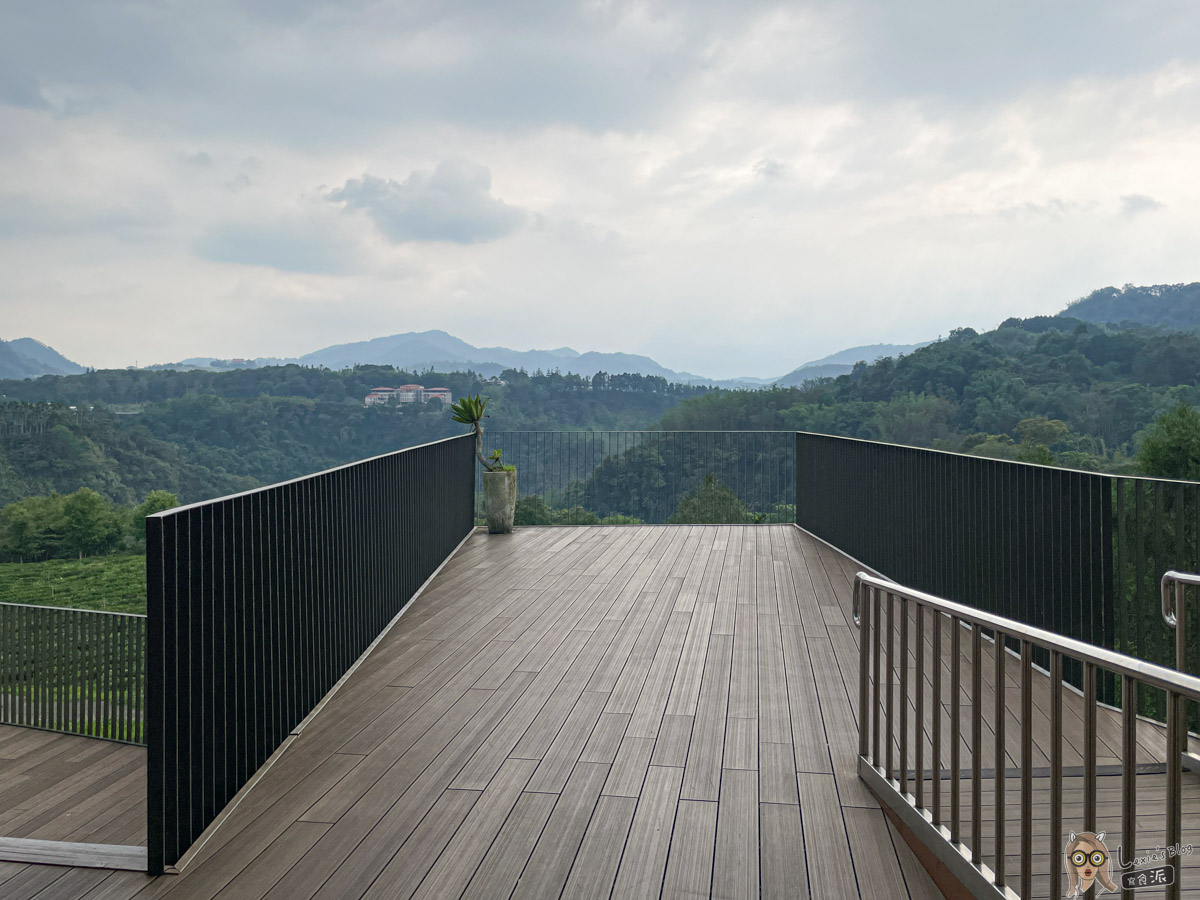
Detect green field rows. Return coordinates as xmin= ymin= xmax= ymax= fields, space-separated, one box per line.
xmin=0 ymin=555 xmax=146 ymax=614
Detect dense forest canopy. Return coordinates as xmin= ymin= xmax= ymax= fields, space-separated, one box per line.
xmin=660 ymin=317 xmax=1200 ymax=472
xmin=6 ymin=308 xmax=1200 ymax=541
xmin=0 ymin=366 xmax=710 ymax=507
xmin=1063 ymin=282 xmax=1200 ymax=331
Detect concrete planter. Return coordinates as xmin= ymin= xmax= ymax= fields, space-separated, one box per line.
xmin=483 ymin=469 xmax=517 ymax=534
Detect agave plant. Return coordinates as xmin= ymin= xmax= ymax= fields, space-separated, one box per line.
xmin=450 ymin=394 xmax=504 ymax=471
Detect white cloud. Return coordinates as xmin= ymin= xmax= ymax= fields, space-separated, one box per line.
xmin=1 ymin=1 xmax=1200 ymax=377
xmin=328 ymin=161 xmax=525 ymax=244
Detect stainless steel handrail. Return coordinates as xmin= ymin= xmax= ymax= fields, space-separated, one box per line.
xmin=854 ymin=571 xmax=1200 ymax=900
xmin=856 ymin=572 xmax=1200 ymax=698
xmin=1161 ymin=570 xmax=1200 ymax=629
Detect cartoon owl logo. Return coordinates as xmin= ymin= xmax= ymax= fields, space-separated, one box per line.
xmin=1066 ymin=831 xmax=1118 ymax=896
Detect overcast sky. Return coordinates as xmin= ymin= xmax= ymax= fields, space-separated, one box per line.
xmin=2 ymin=0 xmax=1199 ymax=378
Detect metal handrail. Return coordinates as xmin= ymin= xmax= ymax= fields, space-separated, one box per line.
xmin=856 ymin=572 xmax=1200 ymax=698
xmin=854 ymin=571 xmax=1198 ymax=899
xmin=1162 ymin=570 xmax=1200 ymax=630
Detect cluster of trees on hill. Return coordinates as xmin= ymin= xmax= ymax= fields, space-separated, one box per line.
xmin=0 ymin=366 xmax=711 ymax=509
xmin=0 ymin=487 xmax=177 ymax=562
xmin=659 ymin=317 xmax=1200 ymax=474
xmin=8 ymin=309 xmax=1200 ymax=541
xmin=1064 ymin=282 xmax=1200 ymax=331
xmin=0 ymin=402 xmax=255 ymax=507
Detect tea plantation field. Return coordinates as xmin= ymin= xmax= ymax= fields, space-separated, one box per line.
xmin=0 ymin=555 xmax=145 ymax=614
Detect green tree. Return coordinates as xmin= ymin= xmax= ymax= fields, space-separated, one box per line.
xmin=514 ymin=494 xmax=554 ymax=526
xmin=1137 ymin=404 xmax=1200 ymax=479
xmin=62 ymin=488 xmax=123 ymax=558
xmin=0 ymin=493 xmax=68 ymax=560
xmin=668 ymin=474 xmax=753 ymax=524
xmin=131 ymin=490 xmax=180 ymax=541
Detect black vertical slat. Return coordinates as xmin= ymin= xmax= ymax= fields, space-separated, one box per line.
xmin=188 ymin=506 xmax=207 ymax=847
xmin=146 ymin=513 xmax=168 ymax=875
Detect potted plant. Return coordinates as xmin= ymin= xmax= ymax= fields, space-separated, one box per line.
xmin=451 ymin=394 xmax=516 ymax=534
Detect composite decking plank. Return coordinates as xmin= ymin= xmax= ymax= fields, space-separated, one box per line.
xmin=526 ymin=690 xmax=610 ymax=793
xmin=661 ymin=799 xmax=718 ymax=900
xmin=712 ymin=767 xmax=759 ymax=900
xmin=459 ymin=791 xmax=556 ymax=900
xmin=510 ymin=621 xmax=621 ymax=759
xmin=679 ymin=633 xmax=735 ymax=802
xmin=728 ymin=603 xmax=759 ymax=722
xmin=208 ymin=821 xmax=330 ymax=900
xmin=663 ymin=600 xmax=717 ymax=718
xmin=579 ymin=712 xmax=631 ymax=766
xmin=450 ymin=631 xmax=593 ymax=790
xmin=778 ymin=624 xmax=832 ymax=776
xmin=797 ymin=773 xmax=859 ymax=900
xmin=408 ymin=758 xmax=537 ymax=900
xmin=761 ymin=801 xmax=808 ymax=900
xmin=559 ymin=794 xmax=637 ymax=900
xmin=626 ymin=610 xmax=692 ymax=739
xmin=842 ymin=807 xmax=911 ymax=900
xmin=650 ymin=714 xmax=694 ymax=769
xmin=723 ymin=717 xmax=757 ymax=772
xmin=357 ymin=790 xmax=479 ymax=900
xmin=758 ymin=610 xmax=791 ymax=746
xmin=611 ymin=765 xmax=684 ymax=900
xmin=270 ymin=671 xmax=534 ymax=900
xmin=511 ymin=760 xmax=610 ymax=900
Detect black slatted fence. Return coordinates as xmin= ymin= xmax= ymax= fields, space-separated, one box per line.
xmin=145 ymin=433 xmax=475 ymax=874
xmin=0 ymin=602 xmax=146 ymax=743
xmin=796 ymin=431 xmax=1200 ymax=709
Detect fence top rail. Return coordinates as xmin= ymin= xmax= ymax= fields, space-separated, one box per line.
xmin=149 ymin=432 xmax=474 ymax=519
xmin=853 ymin=571 xmax=1200 ymax=700
xmin=798 ymin=429 xmax=1200 ymax=488
xmin=0 ymin=600 xmax=147 ymax=620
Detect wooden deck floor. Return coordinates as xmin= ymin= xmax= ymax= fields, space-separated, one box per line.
xmin=0 ymin=524 xmax=944 ymax=899
xmin=0 ymin=725 xmax=146 ymax=846
xmin=11 ymin=523 xmax=1200 ymax=897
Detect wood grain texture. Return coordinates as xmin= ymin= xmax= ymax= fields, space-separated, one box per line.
xmin=1 ymin=526 xmax=952 ymax=899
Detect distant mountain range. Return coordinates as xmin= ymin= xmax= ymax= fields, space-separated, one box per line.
xmin=154 ymin=330 xmax=759 ymax=386
xmin=10 ymin=281 xmax=1197 ymax=387
xmin=775 ymin=342 xmax=933 ymax=387
xmin=0 ymin=338 xmax=85 ymax=380
xmin=151 ymin=330 xmax=936 ymax=388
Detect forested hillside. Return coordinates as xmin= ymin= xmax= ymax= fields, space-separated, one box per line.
xmin=1063 ymin=283 xmax=1200 ymax=330
xmin=0 ymin=403 xmax=254 ymax=507
xmin=658 ymin=316 xmax=1200 ymax=470
xmin=0 ymin=366 xmax=709 ymax=505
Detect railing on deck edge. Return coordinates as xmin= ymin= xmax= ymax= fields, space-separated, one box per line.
xmin=854 ymin=571 xmax=1198 ymax=900
xmin=796 ymin=431 xmax=1200 ymax=710
xmin=144 ymin=433 xmax=475 ymax=875
xmin=481 ymin=431 xmax=796 ymax=525
xmin=0 ymin=602 xmax=146 ymax=744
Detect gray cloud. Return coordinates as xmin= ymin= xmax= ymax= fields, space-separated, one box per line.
xmin=1120 ymin=193 xmax=1165 ymax=217
xmin=328 ymin=161 xmax=525 ymax=244
xmin=0 ymin=192 xmax=172 ymax=239
xmin=193 ymin=219 xmax=358 ymax=275
xmin=0 ymin=61 xmax=47 ymax=109
xmin=180 ymin=151 xmax=213 ymax=167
